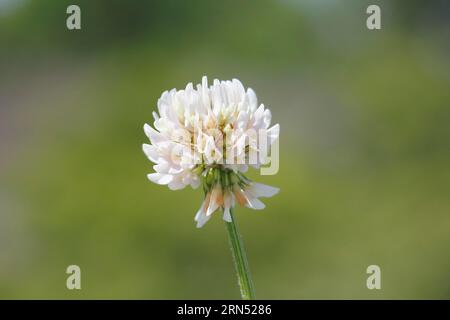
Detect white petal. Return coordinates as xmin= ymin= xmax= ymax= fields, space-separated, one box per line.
xmin=190 ymin=176 xmax=201 ymax=189
xmin=168 ymin=179 xmax=186 ymax=190
xmin=144 ymin=123 xmax=165 ymax=144
xmin=224 ymin=190 xmax=233 ymax=208
xmin=248 ymin=182 xmax=279 ymax=198
xmin=223 ymin=208 xmax=232 ymax=222
xmin=153 ymin=162 xmax=170 ymax=174
xmin=267 ymin=124 xmax=280 ymax=142
xmin=263 ymin=109 xmax=272 ymax=128
xmin=194 ymin=202 xmax=211 ymax=228
xmin=245 ymin=196 xmax=266 ymax=210
xmin=147 ymin=173 xmax=173 ymax=185
xmin=247 ymin=88 xmax=257 ymax=110
xmin=254 ymin=105 xmax=264 ymax=122
xmin=142 ymin=144 xmax=158 ymax=163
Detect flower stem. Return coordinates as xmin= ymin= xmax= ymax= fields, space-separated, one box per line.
xmin=225 ymin=208 xmax=255 ymax=300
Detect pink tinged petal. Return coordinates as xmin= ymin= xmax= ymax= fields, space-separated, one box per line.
xmin=248 ymin=182 xmax=280 ymax=198
xmin=147 ymin=173 xmax=173 ymax=185
xmin=206 ymin=200 xmax=219 ymax=217
xmin=234 ymin=186 xmax=249 ymax=207
xmin=206 ymin=187 xmax=222 ymax=216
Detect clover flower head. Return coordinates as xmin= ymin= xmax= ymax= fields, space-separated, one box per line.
xmin=143 ymin=76 xmax=279 ymax=227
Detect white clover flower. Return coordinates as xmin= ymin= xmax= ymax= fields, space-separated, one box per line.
xmin=143 ymin=76 xmax=279 ymax=228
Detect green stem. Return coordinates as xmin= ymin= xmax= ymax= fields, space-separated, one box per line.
xmin=225 ymin=208 xmax=255 ymax=300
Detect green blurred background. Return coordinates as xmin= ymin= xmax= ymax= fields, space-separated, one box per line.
xmin=0 ymin=0 xmax=449 ymax=299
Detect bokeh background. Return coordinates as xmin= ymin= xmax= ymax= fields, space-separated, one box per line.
xmin=0 ymin=0 xmax=449 ymax=299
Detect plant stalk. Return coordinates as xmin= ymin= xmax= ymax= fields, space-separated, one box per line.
xmin=225 ymin=208 xmax=255 ymax=300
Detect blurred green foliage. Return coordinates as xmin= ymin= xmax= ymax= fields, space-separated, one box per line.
xmin=0 ymin=0 xmax=449 ymax=299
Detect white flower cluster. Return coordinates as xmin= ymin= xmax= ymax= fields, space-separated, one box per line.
xmin=143 ymin=76 xmax=279 ymax=227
